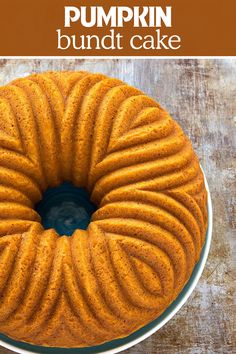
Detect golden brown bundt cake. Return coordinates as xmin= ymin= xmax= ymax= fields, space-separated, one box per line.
xmin=0 ymin=71 xmax=208 ymax=347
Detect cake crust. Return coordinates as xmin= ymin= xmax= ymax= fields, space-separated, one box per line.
xmin=0 ymin=71 xmax=207 ymax=347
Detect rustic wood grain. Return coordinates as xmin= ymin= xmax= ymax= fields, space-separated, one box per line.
xmin=0 ymin=59 xmax=235 ymax=354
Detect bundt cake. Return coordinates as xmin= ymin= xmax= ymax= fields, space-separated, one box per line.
xmin=0 ymin=71 xmax=208 ymax=347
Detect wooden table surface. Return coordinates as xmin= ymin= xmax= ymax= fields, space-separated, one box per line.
xmin=0 ymin=59 xmax=235 ymax=354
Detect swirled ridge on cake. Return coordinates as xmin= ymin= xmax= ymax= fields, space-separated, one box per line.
xmin=0 ymin=71 xmax=207 ymax=347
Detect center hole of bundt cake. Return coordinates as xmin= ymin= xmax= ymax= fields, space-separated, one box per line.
xmin=35 ymin=182 xmax=97 ymax=236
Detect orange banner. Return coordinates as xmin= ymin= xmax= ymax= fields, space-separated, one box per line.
xmin=0 ymin=0 xmax=235 ymax=56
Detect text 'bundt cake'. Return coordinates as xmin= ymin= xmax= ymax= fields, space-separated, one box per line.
xmin=0 ymin=71 xmax=208 ymax=347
